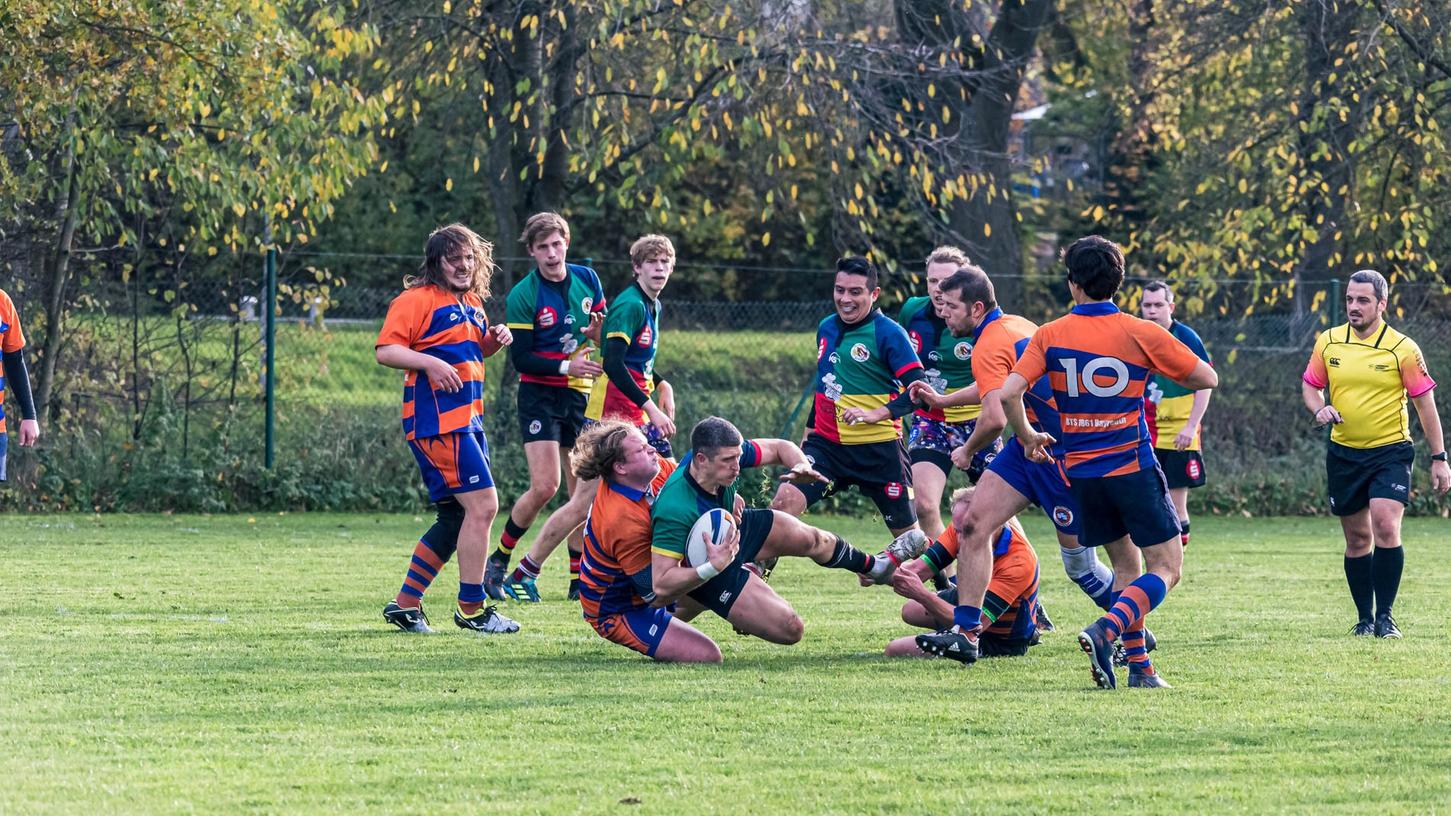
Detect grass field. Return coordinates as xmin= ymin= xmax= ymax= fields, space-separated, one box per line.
xmin=5 ymin=513 xmax=1450 ymax=814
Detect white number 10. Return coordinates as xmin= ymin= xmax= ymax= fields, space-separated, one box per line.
xmin=1059 ymin=356 xmax=1130 ymax=398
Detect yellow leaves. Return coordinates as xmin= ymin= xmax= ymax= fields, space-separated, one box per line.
xmin=1237 ymin=178 xmax=1248 ymax=194
xmin=445 ymin=177 xmax=453 ymax=191
xmin=442 ymin=0 xmax=450 ymax=12
xmin=762 ymin=232 xmax=771 ymax=246
xmin=379 ymin=160 xmax=388 ymax=172
xmin=983 ymin=223 xmax=991 ymax=238
xmin=472 ymin=156 xmax=480 ymax=173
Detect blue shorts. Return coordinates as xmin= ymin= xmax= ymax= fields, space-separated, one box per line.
xmin=0 ymin=431 xmax=8 ymax=481
xmin=986 ymin=438 xmax=1080 ymax=537
xmin=408 ymin=430 xmax=495 ymax=503
xmin=1068 ymin=466 xmax=1182 ymax=548
xmin=588 ymin=605 xmax=675 ymax=658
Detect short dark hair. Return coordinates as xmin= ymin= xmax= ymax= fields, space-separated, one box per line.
xmin=1143 ymin=280 xmax=1174 ymax=303
xmin=835 ymin=256 xmax=878 ymax=290
xmin=1348 ymin=269 xmax=1388 ymax=302
xmin=1063 ymin=235 xmax=1125 ymax=301
xmin=691 ymin=416 xmax=744 ymax=458
xmin=938 ymin=264 xmax=996 ymax=312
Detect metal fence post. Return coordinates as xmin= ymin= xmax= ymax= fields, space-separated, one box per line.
xmin=1330 ymin=278 xmax=1341 ymax=326
xmin=264 ymin=234 xmax=278 ymax=469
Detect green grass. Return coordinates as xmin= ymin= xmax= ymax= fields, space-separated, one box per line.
xmin=4 ymin=514 xmax=1450 ymax=814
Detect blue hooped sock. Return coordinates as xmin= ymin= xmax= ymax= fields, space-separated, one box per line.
xmin=458 ymin=582 xmax=485 ymax=614
xmin=953 ymin=605 xmax=982 ymax=631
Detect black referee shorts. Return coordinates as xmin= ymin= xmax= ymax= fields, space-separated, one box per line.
xmin=1326 ymin=440 xmax=1414 ymax=516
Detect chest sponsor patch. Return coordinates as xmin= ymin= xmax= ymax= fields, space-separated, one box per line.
xmin=850 ymin=343 xmax=870 ymax=362
xmin=537 ymin=307 xmax=558 ymax=328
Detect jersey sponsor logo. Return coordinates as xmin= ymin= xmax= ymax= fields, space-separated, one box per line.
xmin=638 ymin=324 xmax=653 ymax=347
xmin=468 ymin=475 xmax=481 ymax=484
xmin=1059 ymin=356 xmax=1130 ymax=398
xmin=561 ymin=335 xmax=579 ymax=355
xmin=1146 ymin=379 xmax=1164 ymax=405
xmin=1052 ymin=505 xmax=1075 ymax=527
xmin=537 ymin=306 xmax=559 ymax=328
xmin=1186 ymin=458 xmax=1201 ymax=480
xmin=925 ymin=368 xmax=948 ymax=393
xmin=564 ymin=313 xmax=576 ymax=325
xmin=529 ymin=419 xmax=543 ymax=435
xmin=829 ymin=352 xmax=840 ymax=365
xmin=1372 ymin=363 xmax=1390 ymax=372
xmin=850 ymin=343 xmax=870 ymax=362
xmin=818 ymin=337 xmax=828 ymax=360
xmin=908 ymin=331 xmax=924 ymax=353
xmin=927 ymin=351 xmax=941 ymax=363
xmin=1328 ymin=356 xmax=1341 ymax=367
xmin=954 ymin=342 xmax=972 ymax=360
xmin=884 ymin=481 xmax=903 ymax=499
xmin=822 ymin=373 xmax=843 ymax=402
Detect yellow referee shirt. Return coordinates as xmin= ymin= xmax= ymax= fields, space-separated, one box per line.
xmin=1303 ymin=322 xmax=1436 ymax=449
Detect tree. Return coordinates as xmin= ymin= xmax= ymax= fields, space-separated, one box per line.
xmin=0 ymin=0 xmax=385 ymax=418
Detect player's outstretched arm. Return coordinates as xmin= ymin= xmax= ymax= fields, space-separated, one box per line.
xmin=999 ymin=373 xmax=1054 ymax=463
xmin=1410 ymin=390 xmax=1451 ymax=494
xmin=750 ymin=438 xmax=829 ymax=485
xmin=908 ymin=380 xmax=980 ymax=409
xmin=376 ymin=344 xmax=463 ymax=393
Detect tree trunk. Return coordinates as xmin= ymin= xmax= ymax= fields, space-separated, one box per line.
xmin=35 ymin=107 xmax=81 ymax=421
xmin=1294 ymin=0 xmax=1361 ymax=327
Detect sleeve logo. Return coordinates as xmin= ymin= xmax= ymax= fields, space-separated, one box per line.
xmin=954 ymin=342 xmax=972 ymax=360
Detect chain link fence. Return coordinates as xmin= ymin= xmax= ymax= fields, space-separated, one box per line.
xmin=5 ymin=249 xmax=1449 ymax=513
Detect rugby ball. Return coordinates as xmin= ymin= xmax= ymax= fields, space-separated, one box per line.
xmin=686 ymin=508 xmax=736 ymax=568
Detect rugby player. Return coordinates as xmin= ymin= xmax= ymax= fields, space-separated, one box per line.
xmin=652 ymin=417 xmax=927 ymax=645
xmin=884 ymin=487 xmax=1039 ymax=659
xmin=485 ymin=212 xmax=607 ymax=601
xmin=911 ymin=265 xmax=1117 ymax=663
xmin=897 ymin=247 xmax=1002 ymax=544
xmin=997 ymin=235 xmax=1217 ymax=688
xmin=502 ymin=235 xmax=678 ymax=603
xmin=574 ymin=421 xmax=725 ymax=662
xmin=1140 ymin=280 xmax=1213 ymax=547
xmin=1302 ymin=269 xmax=1449 ymax=638
xmin=770 ymin=256 xmax=927 ymax=540
xmin=0 ymin=287 xmax=41 ymax=484
xmin=377 ymin=224 xmax=520 ymax=635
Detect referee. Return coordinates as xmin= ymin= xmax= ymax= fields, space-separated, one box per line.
xmin=1301 ymin=269 xmax=1450 ymax=638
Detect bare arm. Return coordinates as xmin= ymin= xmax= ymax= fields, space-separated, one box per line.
xmin=651 ymin=525 xmax=739 ymax=601
xmin=376 ymin=344 xmax=462 ymax=393
xmin=1174 ymin=359 xmax=1218 ymax=391
xmin=959 ymin=387 xmax=1006 ymax=458
xmin=1302 ymin=380 xmax=1343 ymax=425
xmin=1410 ymin=390 xmax=1451 ymax=494
xmin=1175 ymin=388 xmax=1214 ymax=451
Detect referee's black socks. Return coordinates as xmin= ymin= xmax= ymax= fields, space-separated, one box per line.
xmin=1344 ymin=553 xmax=1375 ymax=622
xmin=1373 ymin=546 xmax=1404 ymax=616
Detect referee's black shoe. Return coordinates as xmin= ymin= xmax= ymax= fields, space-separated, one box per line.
xmin=1374 ymin=612 xmax=1402 ymax=639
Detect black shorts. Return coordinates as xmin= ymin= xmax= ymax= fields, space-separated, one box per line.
xmin=795 ymin=434 xmax=917 ymax=529
xmin=1154 ymin=448 xmax=1206 ymax=490
xmin=978 ymin=633 xmax=1031 ymax=658
xmin=689 ymin=508 xmax=774 ymax=618
xmin=516 ymin=382 xmax=588 ymax=447
xmin=1068 ymin=466 xmax=1182 ymax=549
xmin=1327 ymin=441 xmax=1414 ymax=517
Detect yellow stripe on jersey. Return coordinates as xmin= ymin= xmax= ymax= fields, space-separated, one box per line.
xmin=834 ymin=392 xmax=902 ymax=445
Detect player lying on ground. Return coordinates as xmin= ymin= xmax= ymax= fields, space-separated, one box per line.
xmin=886 ymin=487 xmax=1040 ymax=659
xmin=650 ymin=417 xmax=929 ymax=647
xmin=377 ymin=223 xmax=519 ymax=635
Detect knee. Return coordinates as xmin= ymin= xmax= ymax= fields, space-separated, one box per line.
xmin=1371 ymin=520 xmax=1400 ymax=545
xmin=778 ymin=614 xmax=805 ymax=645
xmin=913 ymin=493 xmax=938 ymax=517
xmin=770 ymin=489 xmax=804 ymax=514
xmin=528 ymin=473 xmax=561 ymax=500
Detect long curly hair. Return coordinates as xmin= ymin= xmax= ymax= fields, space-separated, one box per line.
xmin=570 ymin=420 xmax=638 ymax=482
xmin=405 ymin=223 xmax=496 ymax=299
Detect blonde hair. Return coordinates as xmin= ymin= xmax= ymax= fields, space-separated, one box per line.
xmin=630 ymin=234 xmax=676 ymax=267
xmin=520 ymin=212 xmax=570 ymax=250
xmin=925 ymin=245 xmax=971 ymax=269
xmin=570 ymin=420 xmax=639 ymax=482
xmin=407 ymin=223 xmax=495 ymax=299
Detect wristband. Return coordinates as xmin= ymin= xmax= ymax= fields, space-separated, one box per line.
xmin=1432 ymin=452 xmax=1448 ymax=463
xmin=559 ymin=360 xmax=571 ymax=375
xmin=695 ymin=562 xmax=721 ymax=582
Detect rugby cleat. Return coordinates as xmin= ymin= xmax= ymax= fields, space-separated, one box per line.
xmin=567 ymin=578 xmax=582 ymax=602
xmin=915 ymin=627 xmax=979 ymax=665
xmin=1078 ymin=621 xmax=1118 ymax=690
xmin=454 ymin=604 xmax=520 ymax=634
xmin=1350 ymin=619 xmax=1375 ymax=637
xmin=1374 ymin=612 xmax=1401 ymax=639
xmin=1127 ymin=670 xmax=1172 ymax=689
xmin=866 ymin=529 xmax=929 ymax=585
xmin=1115 ymin=626 xmax=1159 ymax=666
xmin=1034 ymin=602 xmax=1056 ymax=632
xmin=483 ymin=552 xmax=510 ymax=601
xmin=383 ymin=601 xmax=434 ymax=634
xmin=502 ymin=576 xmax=541 ymax=603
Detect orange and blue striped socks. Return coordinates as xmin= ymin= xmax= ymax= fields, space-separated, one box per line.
xmin=395 ymin=539 xmax=448 ymax=609
xmin=1098 ymin=574 xmax=1168 ymax=641
xmin=1122 ymin=622 xmax=1154 ymax=676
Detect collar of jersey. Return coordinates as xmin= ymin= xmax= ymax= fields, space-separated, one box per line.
xmin=682 ymin=458 xmax=725 ymax=501
xmin=834 ymin=307 xmax=882 ymax=332
xmin=972 ymin=307 xmax=1004 ymax=341
xmin=631 ymin=280 xmax=661 ymax=312
xmin=993 ymin=526 xmax=1013 ymax=557
xmin=607 ymin=480 xmax=649 ymax=502
xmin=1070 ymin=301 xmax=1119 ymax=316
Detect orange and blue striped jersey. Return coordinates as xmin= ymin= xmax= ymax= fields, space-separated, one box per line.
xmin=586 ymin=282 xmax=659 ymax=424
xmin=811 ymin=309 xmax=924 ymax=444
xmin=1145 ymin=320 xmax=1212 ymax=451
xmin=504 ymin=264 xmax=607 ymax=393
xmin=1012 ymin=302 xmax=1203 ymax=478
xmin=922 ymin=522 xmax=1039 ymax=640
xmin=971 ymin=309 xmax=1062 ymax=453
xmin=376 ymin=284 xmax=491 ymax=440
xmin=0 ymin=289 xmax=26 ymax=434
xmin=1304 ymin=322 xmax=1436 ymax=449
xmin=898 ymin=296 xmax=981 ymax=423
xmin=579 ymin=457 xmax=678 ymax=619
